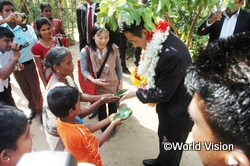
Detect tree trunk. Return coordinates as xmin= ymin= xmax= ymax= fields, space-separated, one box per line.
xmin=20 ymin=0 xmax=30 ymax=14
xmin=57 ymin=0 xmax=63 ymax=19
xmin=186 ymin=7 xmax=202 ymax=48
xmin=165 ymin=12 xmax=180 ymax=38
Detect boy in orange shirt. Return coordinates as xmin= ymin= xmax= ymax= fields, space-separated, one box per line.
xmin=47 ymin=86 xmax=123 ymax=165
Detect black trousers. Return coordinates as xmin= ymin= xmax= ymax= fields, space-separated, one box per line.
xmin=156 ymin=133 xmax=190 ymax=166
xmin=0 ymin=81 xmax=16 ymax=107
xmin=97 ymin=102 xmax=117 ymax=131
xmin=111 ymin=32 xmax=128 ymax=69
xmin=156 ymin=112 xmax=193 ymax=166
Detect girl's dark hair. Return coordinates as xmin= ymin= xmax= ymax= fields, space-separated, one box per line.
xmin=40 ymin=2 xmax=52 ymax=12
xmin=88 ymin=22 xmax=113 ymax=54
xmin=44 ymin=47 xmax=70 ymax=71
xmin=35 ymin=17 xmax=51 ymax=31
xmin=0 ymin=104 xmax=27 ymax=152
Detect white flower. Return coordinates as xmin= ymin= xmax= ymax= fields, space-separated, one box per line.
xmin=137 ymin=25 xmax=170 ymax=89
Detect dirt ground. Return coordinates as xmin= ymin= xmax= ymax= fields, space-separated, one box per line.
xmin=10 ymin=42 xmax=203 ymax=166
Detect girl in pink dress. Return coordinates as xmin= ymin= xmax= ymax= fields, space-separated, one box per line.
xmin=31 ymin=17 xmax=69 ymax=87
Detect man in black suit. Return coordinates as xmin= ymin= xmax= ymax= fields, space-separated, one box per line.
xmin=76 ymin=0 xmax=99 ymax=51
xmin=198 ymin=0 xmax=250 ymax=45
xmin=119 ymin=19 xmax=193 ymax=166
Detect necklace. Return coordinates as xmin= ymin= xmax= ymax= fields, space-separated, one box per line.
xmin=132 ymin=19 xmax=170 ymax=89
xmin=55 ymin=74 xmax=69 ymax=86
xmin=40 ymin=37 xmax=54 ymax=48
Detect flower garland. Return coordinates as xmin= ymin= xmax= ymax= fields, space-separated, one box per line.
xmin=131 ymin=19 xmax=170 ymax=89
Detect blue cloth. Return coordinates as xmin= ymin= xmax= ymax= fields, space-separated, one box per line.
xmin=0 ymin=23 xmax=37 ymax=63
xmin=75 ymin=116 xmax=85 ymax=124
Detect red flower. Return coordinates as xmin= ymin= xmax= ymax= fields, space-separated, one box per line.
xmin=134 ymin=67 xmax=141 ymax=80
xmin=155 ymin=20 xmax=170 ymax=33
xmin=146 ymin=31 xmax=154 ymax=42
xmin=146 ymin=20 xmax=170 ymax=42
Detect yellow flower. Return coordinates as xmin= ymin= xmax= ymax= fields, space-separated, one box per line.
xmin=131 ymin=68 xmax=147 ymax=87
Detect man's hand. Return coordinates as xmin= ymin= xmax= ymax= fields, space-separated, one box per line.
xmin=11 ymin=42 xmax=21 ymax=58
xmin=119 ymin=87 xmax=137 ymax=103
xmin=208 ymin=11 xmax=222 ymax=24
xmin=4 ymin=13 xmax=16 ymax=23
xmin=14 ymin=12 xmax=28 ymax=31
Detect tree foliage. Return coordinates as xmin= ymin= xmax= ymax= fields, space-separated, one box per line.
xmin=11 ymin=0 xmax=78 ymax=45
xmin=93 ymin=0 xmax=236 ymax=55
xmin=10 ymin=0 xmax=248 ymax=50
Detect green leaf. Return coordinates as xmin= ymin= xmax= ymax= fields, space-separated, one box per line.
xmin=114 ymin=107 xmax=132 ymax=120
xmin=114 ymin=89 xmax=128 ymax=97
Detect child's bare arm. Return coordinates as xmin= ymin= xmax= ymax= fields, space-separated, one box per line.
xmin=78 ymin=96 xmax=120 ymax=118
xmin=87 ymin=115 xmax=113 ymax=132
xmin=98 ymin=114 xmax=124 ymax=147
xmin=86 ymin=113 xmax=124 ymax=147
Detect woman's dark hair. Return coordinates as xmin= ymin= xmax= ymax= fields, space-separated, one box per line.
xmin=35 ymin=17 xmax=51 ymax=31
xmin=44 ymin=47 xmax=70 ymax=71
xmin=47 ymin=86 xmax=79 ymax=117
xmin=0 ymin=104 xmax=28 ymax=152
xmin=40 ymin=2 xmax=52 ymax=12
xmin=88 ymin=22 xmax=113 ymax=53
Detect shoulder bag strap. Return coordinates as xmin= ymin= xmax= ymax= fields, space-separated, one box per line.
xmin=56 ymin=37 xmax=62 ymax=46
xmin=96 ymin=48 xmax=111 ymax=78
xmin=84 ymin=46 xmax=95 ymax=78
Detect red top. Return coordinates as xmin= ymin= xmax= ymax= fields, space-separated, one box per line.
xmin=31 ymin=37 xmax=69 ymax=59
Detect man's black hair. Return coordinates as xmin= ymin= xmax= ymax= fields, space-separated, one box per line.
xmin=185 ymin=31 xmax=250 ymax=158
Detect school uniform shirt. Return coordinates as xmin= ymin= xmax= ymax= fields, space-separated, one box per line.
xmin=0 ymin=23 xmax=37 ymax=63
xmin=0 ymin=51 xmax=13 ymax=92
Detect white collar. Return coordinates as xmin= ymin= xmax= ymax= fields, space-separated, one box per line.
xmin=87 ymin=3 xmax=96 ymax=9
xmin=223 ymin=8 xmax=240 ymax=18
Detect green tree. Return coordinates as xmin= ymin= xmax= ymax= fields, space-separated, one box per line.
xmin=94 ymin=0 xmax=235 ymax=54
xmin=11 ymin=0 xmax=77 ymax=45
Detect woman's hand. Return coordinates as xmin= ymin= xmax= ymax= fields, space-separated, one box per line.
xmin=94 ymin=78 xmax=109 ymax=87
xmin=118 ymin=80 xmax=123 ymax=91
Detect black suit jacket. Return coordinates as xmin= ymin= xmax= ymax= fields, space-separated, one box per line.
xmin=76 ymin=3 xmax=100 ymax=51
xmin=198 ymin=9 xmax=250 ymax=44
xmin=136 ymin=32 xmax=193 ymax=137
